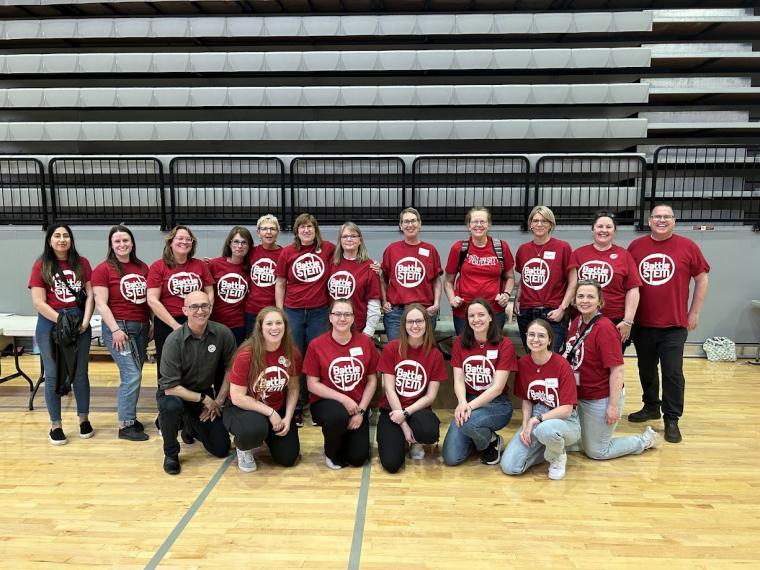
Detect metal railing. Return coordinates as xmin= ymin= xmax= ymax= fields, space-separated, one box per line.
xmin=0 ymin=158 xmax=46 ymax=227
xmin=49 ymin=157 xmax=165 ymax=228
xmin=169 ymin=157 xmax=286 ymax=228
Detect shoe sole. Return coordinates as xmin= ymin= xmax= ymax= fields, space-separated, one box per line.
xmin=548 ymin=472 xmax=566 ymax=480
xmin=119 ymin=433 xmax=150 ymax=442
xmin=238 ymin=463 xmax=257 ymax=473
xmin=628 ymin=411 xmax=661 ymax=423
xmin=79 ymin=431 xmax=95 ymax=439
xmin=49 ymin=437 xmax=67 ymax=446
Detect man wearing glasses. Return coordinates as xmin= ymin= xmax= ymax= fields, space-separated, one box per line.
xmin=627 ymin=204 xmax=710 ymax=443
xmin=157 ymin=291 xmax=237 ymax=474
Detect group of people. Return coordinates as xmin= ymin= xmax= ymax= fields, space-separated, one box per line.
xmin=28 ymin=202 xmax=709 ymax=479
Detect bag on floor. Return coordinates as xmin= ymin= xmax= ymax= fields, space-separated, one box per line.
xmin=702 ymin=337 xmax=737 ymax=362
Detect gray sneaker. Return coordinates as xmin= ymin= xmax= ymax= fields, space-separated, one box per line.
xmin=641 ymin=426 xmax=661 ymax=450
xmin=548 ymin=453 xmax=567 ymax=480
xmin=236 ymin=448 xmax=257 ymax=473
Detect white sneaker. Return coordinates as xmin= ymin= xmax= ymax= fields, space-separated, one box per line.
xmin=409 ymin=443 xmax=425 ymax=460
xmin=236 ymin=448 xmax=257 ymax=473
xmin=548 ymin=453 xmax=567 ymax=480
xmin=325 ymin=456 xmax=343 ymax=470
xmin=641 ymin=426 xmax=662 ymax=450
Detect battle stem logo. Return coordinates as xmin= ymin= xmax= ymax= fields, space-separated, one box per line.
xmin=521 ymin=258 xmax=550 ymax=290
xmin=167 ymin=272 xmax=202 ymax=298
xmin=395 ymin=257 xmax=425 ymax=288
xmin=639 ymin=253 xmax=675 ymax=286
xmin=329 ymin=356 xmax=365 ymax=392
xmin=217 ymin=273 xmax=248 ymax=304
xmin=293 ymin=253 xmax=325 ymax=283
xmin=53 ymin=270 xmax=82 ymax=303
xmin=250 ymin=258 xmax=277 ymax=287
xmin=577 ymin=260 xmax=613 ymax=287
xmin=328 ymin=271 xmax=356 ymax=299
xmin=394 ymin=360 xmax=427 ymax=398
xmin=119 ymin=273 xmax=147 ymax=304
xmin=462 ymin=355 xmax=495 ymax=391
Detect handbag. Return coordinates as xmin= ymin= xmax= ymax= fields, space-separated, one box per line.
xmin=702 ymin=337 xmax=736 ymax=362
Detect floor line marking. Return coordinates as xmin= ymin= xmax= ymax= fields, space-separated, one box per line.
xmin=348 ymin=425 xmax=375 ymax=570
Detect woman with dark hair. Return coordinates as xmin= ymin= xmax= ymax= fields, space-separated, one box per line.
xmin=376 ymin=303 xmax=447 ymax=473
xmin=245 ymin=214 xmax=283 ymax=337
xmin=514 ymin=206 xmax=577 ymax=353
xmin=442 ymin=298 xmax=517 ymax=466
xmin=571 ymin=211 xmax=641 ymax=345
xmin=303 ymin=298 xmax=378 ymax=470
xmin=500 ymin=318 xmax=580 ymax=480
xmin=328 ymin=222 xmax=382 ymax=337
xmin=29 ymin=224 xmax=95 ymax=445
xmin=92 ymin=225 xmax=151 ymax=441
xmin=223 ymin=306 xmax=301 ymax=473
xmin=209 ymin=226 xmax=253 ymax=345
xmin=275 ymin=213 xmax=336 ymax=426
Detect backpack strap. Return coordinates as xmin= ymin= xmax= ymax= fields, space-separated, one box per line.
xmin=491 ymin=237 xmax=507 ymax=291
xmin=456 ymin=239 xmax=470 ymax=274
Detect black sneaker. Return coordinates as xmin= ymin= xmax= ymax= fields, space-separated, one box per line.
xmin=133 ymin=419 xmax=145 ymax=432
xmin=163 ymin=455 xmax=181 ymax=475
xmin=79 ymin=420 xmax=95 ymax=439
xmin=295 ymin=412 xmax=304 ymax=429
xmin=49 ymin=427 xmax=67 ymax=446
xmin=664 ymin=420 xmax=682 ymax=443
xmin=481 ymin=434 xmax=504 ymax=465
xmin=628 ymin=405 xmax=661 ymax=423
xmin=181 ymin=423 xmax=195 ymax=444
xmin=119 ymin=424 xmax=150 ymax=442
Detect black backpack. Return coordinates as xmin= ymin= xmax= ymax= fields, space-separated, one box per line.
xmin=457 ymin=237 xmax=508 ymax=290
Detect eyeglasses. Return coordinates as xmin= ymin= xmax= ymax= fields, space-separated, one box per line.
xmin=330 ymin=312 xmax=354 ymax=319
xmin=527 ymin=331 xmax=548 ymax=339
xmin=401 ymin=219 xmax=419 ymax=226
xmin=187 ymin=303 xmax=211 ymax=312
xmin=259 ymin=226 xmax=278 ymax=232
xmin=531 ymin=219 xmax=550 ymax=226
xmin=174 ymin=237 xmax=194 ymax=243
xmin=651 ymin=215 xmax=675 ymax=221
xmin=341 ymin=234 xmax=360 ymax=240
xmin=406 ymin=319 xmax=425 ymax=326
xmin=469 ymin=220 xmax=488 ymax=227
xmin=230 ymin=239 xmax=249 ymax=246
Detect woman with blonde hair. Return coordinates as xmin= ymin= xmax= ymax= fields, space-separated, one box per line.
xmin=245 ymin=214 xmax=283 ymax=336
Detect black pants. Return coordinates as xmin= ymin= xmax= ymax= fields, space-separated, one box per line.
xmin=153 ymin=315 xmax=187 ymax=382
xmin=310 ymin=399 xmax=369 ymax=467
xmin=223 ymin=402 xmax=300 ymax=467
xmin=631 ymin=325 xmax=688 ymax=421
xmin=516 ymin=307 xmax=567 ymax=353
xmin=376 ymin=408 xmax=440 ymax=474
xmin=157 ymin=389 xmax=230 ymax=458
xmin=611 ymin=317 xmax=634 ymax=352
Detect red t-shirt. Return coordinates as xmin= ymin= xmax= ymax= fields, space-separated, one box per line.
xmin=208 ymin=257 xmax=249 ymax=329
xmin=451 ymin=336 xmax=518 ymax=396
xmin=377 ymin=340 xmax=448 ymax=409
xmin=28 ymin=257 xmax=93 ymax=310
xmin=146 ymin=258 xmax=214 ymax=317
xmin=327 ymin=258 xmax=381 ymax=332
xmin=302 ymin=331 xmax=379 ymax=405
xmin=571 ymin=244 xmax=641 ymax=321
xmin=227 ymin=345 xmax=302 ymax=411
xmin=445 ymin=238 xmax=515 ymax=318
xmin=515 ymin=237 xmax=575 ymax=310
xmin=564 ymin=315 xmax=623 ymax=400
xmin=246 ymin=245 xmax=283 ymax=315
xmin=381 ymin=240 xmax=442 ymax=307
xmin=514 ymin=352 xmax=577 ymax=408
xmin=275 ymin=241 xmax=336 ymax=309
xmin=91 ymin=260 xmax=150 ymax=322
xmin=628 ymin=234 xmax=710 ymax=328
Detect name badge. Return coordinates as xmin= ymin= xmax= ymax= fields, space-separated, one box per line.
xmin=610 ymin=253 xmax=618 ymax=260
xmin=545 ymin=377 xmax=558 ymax=388
xmin=418 ymin=247 xmax=430 ymax=257
xmin=574 ymin=372 xmax=581 ymax=386
xmin=543 ymin=251 xmax=556 ymax=260
xmin=207 ymin=344 xmax=217 ymax=353
xmin=349 ymin=347 xmax=363 ymax=357
xmin=486 ymin=350 xmax=498 ymax=360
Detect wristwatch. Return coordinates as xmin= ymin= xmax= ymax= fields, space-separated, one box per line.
xmin=358 ymin=408 xmax=366 ymax=416
xmin=403 ymin=409 xmax=410 ymax=419
xmin=536 ymin=414 xmax=544 ymax=423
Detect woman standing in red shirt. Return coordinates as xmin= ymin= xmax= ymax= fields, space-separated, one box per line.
xmin=245 ymin=214 xmax=282 ymax=337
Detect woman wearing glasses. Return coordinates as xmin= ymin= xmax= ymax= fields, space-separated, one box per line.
xmin=208 ymin=226 xmax=253 ymax=345
xmin=514 ymin=206 xmax=576 ymax=352
xmin=328 ymin=222 xmax=382 ymax=337
xmin=303 ymin=299 xmax=378 ymax=470
xmin=381 ymin=207 xmax=443 ymax=341
xmin=444 ymin=207 xmax=515 ymax=335
xmin=376 ymin=304 xmax=447 ymax=473
xmin=245 ymin=214 xmax=283 ymax=337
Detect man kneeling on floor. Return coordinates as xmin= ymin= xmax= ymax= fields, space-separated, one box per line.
xmin=157 ymin=291 xmax=236 ymax=475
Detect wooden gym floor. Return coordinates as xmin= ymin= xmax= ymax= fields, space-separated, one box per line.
xmin=0 ymin=355 xmax=758 ymax=569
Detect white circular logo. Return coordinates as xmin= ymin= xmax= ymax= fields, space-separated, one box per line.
xmin=261 ymin=365 xmax=289 ymax=395
xmin=167 ymin=271 xmax=202 ymax=298
xmin=527 ymin=379 xmax=559 ymax=408
xmin=394 ymin=359 xmax=427 ymax=398
xmin=563 ymin=334 xmax=584 ymax=370
xmin=328 ymin=271 xmax=356 ymax=299
xmin=207 ymin=344 xmax=217 ymax=353
xmin=578 ymin=260 xmax=613 ymax=288
xmin=292 ymin=253 xmax=325 ymax=283
xmin=462 ymin=355 xmax=495 ymax=391
xmin=639 ymin=253 xmax=675 ymax=286
xmin=328 ymin=356 xmax=365 ymax=392
xmin=216 ymin=272 xmax=248 ymax=304
xmin=119 ymin=273 xmax=147 ymax=304
xmin=395 ymin=257 xmax=425 ymax=288
xmin=53 ymin=269 xmax=81 ymax=303
xmin=250 ymin=258 xmax=277 ymax=287
xmin=521 ymin=258 xmax=550 ymax=291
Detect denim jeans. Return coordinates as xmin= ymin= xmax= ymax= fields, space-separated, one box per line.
xmin=453 ymin=311 xmax=506 ymax=337
xmin=578 ymin=389 xmax=645 ymax=460
xmin=442 ymin=394 xmax=512 ymax=466
xmin=383 ymin=305 xmax=438 ymax=342
xmin=102 ymin=320 xmax=149 ymax=426
xmin=244 ymin=312 xmax=258 ymax=338
xmin=516 ymin=306 xmax=568 ymax=353
xmin=36 ymin=309 xmax=92 ymax=424
xmin=285 ymin=305 xmax=329 ymax=411
xmin=500 ymin=403 xmax=581 ymax=475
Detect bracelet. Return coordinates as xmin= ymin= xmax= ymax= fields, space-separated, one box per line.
xmin=268 ymin=409 xmax=275 ymax=418
xmin=622 ymin=319 xmax=634 ymax=326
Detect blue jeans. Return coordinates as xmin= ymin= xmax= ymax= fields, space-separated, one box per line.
xmin=285 ymin=305 xmax=329 ymax=411
xmin=36 ymin=309 xmax=92 ymax=424
xmin=578 ymin=390 xmax=646 ymax=460
xmin=102 ymin=320 xmax=149 ymax=426
xmin=383 ymin=305 xmax=437 ymax=341
xmin=244 ymin=312 xmax=258 ymax=338
xmin=442 ymin=393 xmax=512 ymax=466
xmin=516 ymin=306 xmax=567 ymax=353
xmin=453 ymin=311 xmax=506 ymax=336
xmin=500 ymin=403 xmax=581 ymax=475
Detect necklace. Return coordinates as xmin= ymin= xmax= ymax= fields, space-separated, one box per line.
xmin=533 ymin=237 xmax=550 ymax=259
